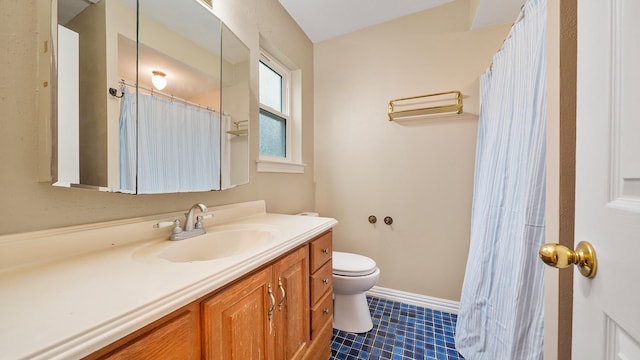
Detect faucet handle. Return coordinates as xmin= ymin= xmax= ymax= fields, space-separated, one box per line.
xmin=154 ymin=221 xmax=175 ymax=229
xmin=155 ymin=219 xmax=183 ymax=234
xmin=195 ymin=214 xmax=213 ymax=229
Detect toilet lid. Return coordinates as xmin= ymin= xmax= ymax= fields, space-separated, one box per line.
xmin=333 ymin=251 xmax=377 ymax=276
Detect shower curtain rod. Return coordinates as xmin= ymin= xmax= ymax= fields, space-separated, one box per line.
xmin=117 ymin=79 xmax=228 ymax=116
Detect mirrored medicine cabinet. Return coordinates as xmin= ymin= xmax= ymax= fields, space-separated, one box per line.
xmin=51 ymin=0 xmax=250 ymax=194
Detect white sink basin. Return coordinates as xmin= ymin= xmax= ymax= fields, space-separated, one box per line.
xmin=134 ymin=225 xmax=281 ymax=263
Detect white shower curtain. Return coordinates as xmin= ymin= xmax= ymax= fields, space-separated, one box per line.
xmin=119 ymin=87 xmax=221 ymax=194
xmin=455 ymin=0 xmax=547 ymax=358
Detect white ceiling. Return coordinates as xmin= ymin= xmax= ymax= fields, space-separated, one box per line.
xmin=470 ymin=0 xmax=526 ymax=30
xmin=278 ymin=0 xmax=526 ymax=43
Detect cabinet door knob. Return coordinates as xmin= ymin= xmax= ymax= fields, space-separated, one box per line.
xmin=322 ymin=278 xmax=329 ymax=285
xmin=322 ymin=248 xmax=329 ymax=254
xmin=323 ymin=308 xmax=330 ymax=315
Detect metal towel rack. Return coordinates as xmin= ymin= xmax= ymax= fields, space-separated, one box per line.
xmin=388 ymin=90 xmax=463 ymax=121
xmin=226 ymin=120 xmax=248 ymax=136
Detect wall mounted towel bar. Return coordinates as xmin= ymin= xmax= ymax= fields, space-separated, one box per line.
xmin=226 ymin=120 xmax=248 ymax=136
xmin=388 ymin=90 xmax=463 ymax=121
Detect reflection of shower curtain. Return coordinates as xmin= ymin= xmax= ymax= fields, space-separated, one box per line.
xmin=455 ymin=0 xmax=547 ymax=359
xmin=119 ymin=87 xmax=137 ymax=193
xmin=220 ymin=115 xmax=232 ymax=190
xmin=119 ymin=87 xmax=221 ymax=193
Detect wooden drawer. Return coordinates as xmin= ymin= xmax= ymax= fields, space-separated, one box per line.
xmin=310 ymin=231 xmax=332 ymax=273
xmin=310 ymin=290 xmax=333 ymax=340
xmin=310 ymin=260 xmax=332 ymax=305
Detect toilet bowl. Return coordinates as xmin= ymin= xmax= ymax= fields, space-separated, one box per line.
xmin=332 ymin=251 xmax=380 ymax=333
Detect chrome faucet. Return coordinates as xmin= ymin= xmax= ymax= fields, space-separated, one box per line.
xmin=154 ymin=203 xmax=211 ymax=241
xmin=184 ymin=203 xmax=208 ymax=232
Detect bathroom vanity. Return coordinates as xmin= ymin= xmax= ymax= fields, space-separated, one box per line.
xmin=0 ymin=201 xmax=336 ymax=359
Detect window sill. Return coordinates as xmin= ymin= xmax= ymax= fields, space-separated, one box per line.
xmin=256 ymin=159 xmax=306 ymax=174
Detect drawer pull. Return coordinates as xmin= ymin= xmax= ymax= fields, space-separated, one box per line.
xmin=322 ymin=278 xmax=329 ymax=285
xmin=268 ymin=284 xmax=275 ymax=321
xmin=322 ymin=248 xmax=329 ymax=254
xmin=323 ymin=308 xmax=330 ymax=315
xmin=278 ymin=277 xmax=286 ymax=309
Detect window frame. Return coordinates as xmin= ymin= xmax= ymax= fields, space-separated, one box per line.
xmin=257 ymin=49 xmax=305 ymax=173
xmin=259 ymin=54 xmax=291 ymax=160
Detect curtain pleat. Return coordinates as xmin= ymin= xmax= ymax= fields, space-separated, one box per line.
xmin=455 ymin=0 xmax=547 ymax=358
xmin=119 ymin=87 xmax=137 ymax=194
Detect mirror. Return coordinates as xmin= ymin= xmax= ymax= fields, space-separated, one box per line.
xmin=221 ymin=25 xmax=250 ymax=189
xmin=53 ymin=0 xmax=249 ymax=193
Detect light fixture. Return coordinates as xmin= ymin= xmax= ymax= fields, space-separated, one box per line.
xmin=151 ymin=70 xmax=167 ymax=90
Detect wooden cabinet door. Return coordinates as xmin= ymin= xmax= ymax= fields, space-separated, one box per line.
xmin=201 ymin=267 xmax=275 ymax=360
xmin=273 ymin=246 xmax=310 ymax=360
xmin=85 ymin=303 xmax=200 ymax=360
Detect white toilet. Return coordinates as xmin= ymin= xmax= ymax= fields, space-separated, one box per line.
xmin=332 ymin=251 xmax=380 ymax=333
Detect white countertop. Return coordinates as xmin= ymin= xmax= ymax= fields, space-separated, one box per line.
xmin=0 ymin=201 xmax=337 ymax=360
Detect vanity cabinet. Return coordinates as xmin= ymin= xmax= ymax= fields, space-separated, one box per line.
xmin=82 ymin=231 xmax=332 ymax=360
xmin=201 ymin=246 xmax=310 ymax=359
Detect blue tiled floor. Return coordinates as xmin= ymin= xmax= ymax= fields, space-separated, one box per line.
xmin=330 ymin=297 xmax=464 ymax=360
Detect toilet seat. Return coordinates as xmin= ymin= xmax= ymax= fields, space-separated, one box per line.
xmin=333 ymin=251 xmax=377 ymax=276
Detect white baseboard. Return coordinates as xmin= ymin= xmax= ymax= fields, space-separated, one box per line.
xmin=366 ymin=286 xmax=460 ymax=314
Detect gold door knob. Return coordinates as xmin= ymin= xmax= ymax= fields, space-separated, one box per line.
xmin=538 ymin=241 xmax=597 ymax=278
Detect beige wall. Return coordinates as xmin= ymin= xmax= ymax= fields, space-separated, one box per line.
xmin=0 ymin=0 xmax=315 ymax=236
xmin=314 ymin=0 xmax=510 ymax=301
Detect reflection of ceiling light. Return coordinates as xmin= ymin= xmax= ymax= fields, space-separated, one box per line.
xmin=151 ymin=71 xmax=167 ymax=90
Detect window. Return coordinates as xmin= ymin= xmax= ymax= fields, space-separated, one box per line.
xmin=257 ymin=50 xmax=304 ymax=173
xmin=259 ymin=59 xmax=288 ymax=158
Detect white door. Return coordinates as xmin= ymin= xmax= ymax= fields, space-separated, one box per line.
xmin=573 ymin=0 xmax=640 ymax=358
